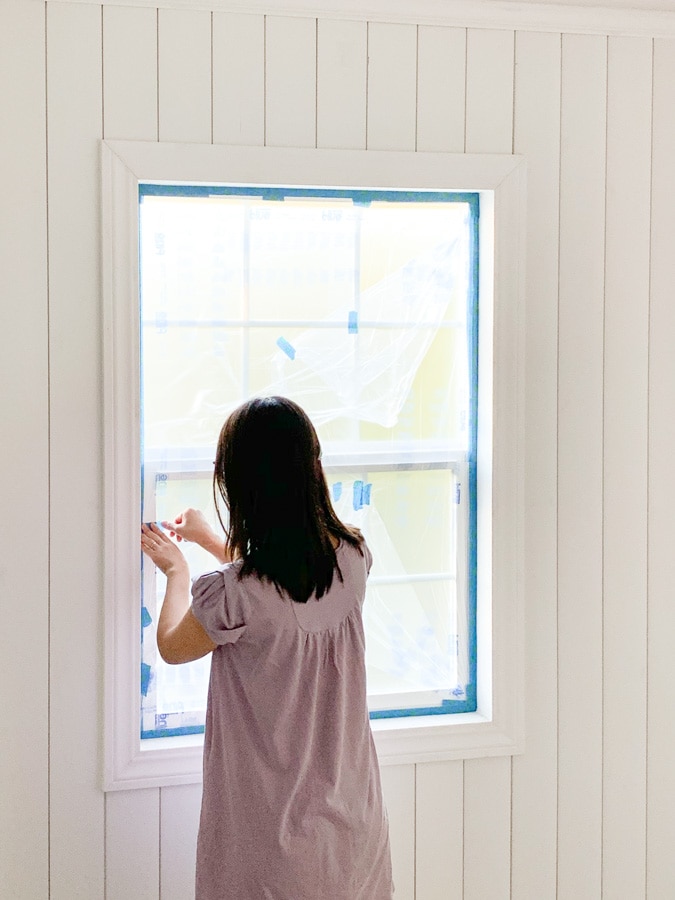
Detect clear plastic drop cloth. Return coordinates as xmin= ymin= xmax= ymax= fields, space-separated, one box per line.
xmin=258 ymin=239 xmax=463 ymax=429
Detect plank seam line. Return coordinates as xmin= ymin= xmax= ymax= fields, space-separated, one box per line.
xmin=158 ymin=788 xmax=163 ymax=899
xmin=644 ymin=34 xmax=655 ymax=900
xmin=555 ymin=28 xmax=563 ymax=900
xmin=45 ymin=1 xmax=52 ymax=895
xmin=510 ymin=754 xmax=514 ymax=898
xmin=101 ymin=18 xmax=106 ymax=896
xmin=365 ymin=20 xmax=369 ymax=150
xmin=314 ymin=16 xmax=318 ymax=149
xmin=156 ymin=7 xmax=159 ymax=142
xmin=263 ymin=14 xmax=267 ymax=147
xmin=462 ymin=760 xmax=466 ymax=900
xmin=511 ymin=29 xmax=516 ymax=156
xmin=101 ymin=4 xmax=105 ymax=139
xmin=413 ymin=764 xmax=417 ymax=900
xmin=463 ymin=28 xmax=467 ymax=154
xmin=414 ymin=24 xmax=419 ymax=152
xmin=210 ymin=10 xmax=214 ymax=145
xmin=600 ymin=32 xmax=609 ymax=900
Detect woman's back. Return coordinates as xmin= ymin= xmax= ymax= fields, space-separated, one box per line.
xmin=192 ymin=539 xmax=393 ymax=900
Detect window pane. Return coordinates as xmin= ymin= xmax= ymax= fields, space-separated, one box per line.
xmin=248 ymin=200 xmax=356 ymax=320
xmin=139 ymin=186 xmax=478 ymax=738
xmin=140 ymin=194 xmax=245 ymax=323
xmin=142 ymin=327 xmax=242 ymax=449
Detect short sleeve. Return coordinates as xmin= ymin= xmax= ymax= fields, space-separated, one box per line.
xmin=191 ymin=567 xmax=248 ymax=646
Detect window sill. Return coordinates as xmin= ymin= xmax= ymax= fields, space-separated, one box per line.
xmin=104 ymin=709 xmax=523 ymax=791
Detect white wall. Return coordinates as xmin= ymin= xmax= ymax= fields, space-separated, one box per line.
xmin=2 ymin=1 xmax=675 ymax=897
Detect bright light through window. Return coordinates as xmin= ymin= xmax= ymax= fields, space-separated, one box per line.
xmin=139 ymin=185 xmax=478 ymax=740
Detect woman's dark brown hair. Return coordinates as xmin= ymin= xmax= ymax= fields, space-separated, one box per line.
xmin=213 ymin=396 xmax=363 ymax=603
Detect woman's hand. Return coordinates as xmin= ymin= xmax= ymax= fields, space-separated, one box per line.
xmin=161 ymin=508 xmax=230 ymax=563
xmin=141 ymin=523 xmax=188 ymax=576
xmin=162 ymin=508 xmax=214 ymax=545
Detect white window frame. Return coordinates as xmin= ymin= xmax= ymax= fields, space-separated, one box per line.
xmin=102 ymin=140 xmax=525 ymax=791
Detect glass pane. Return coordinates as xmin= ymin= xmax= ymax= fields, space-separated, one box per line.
xmin=363 ymin=579 xmax=461 ymax=704
xmin=140 ymin=194 xmax=245 ymax=323
xmin=326 ymin=469 xmax=456 ymax=577
xmin=141 ymin=475 xmax=218 ymax=738
xmin=248 ymin=200 xmax=356 ymax=320
xmin=142 ymin=327 xmax=242 ymax=450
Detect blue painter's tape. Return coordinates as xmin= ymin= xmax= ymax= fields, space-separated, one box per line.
xmin=332 ymin=482 xmax=342 ymax=501
xmin=353 ymin=480 xmax=364 ymax=511
xmin=348 ymin=310 xmax=358 ymax=334
xmin=141 ymin=662 xmax=152 ymax=697
xmin=141 ymin=606 xmax=153 ymax=628
xmin=276 ymin=336 xmax=296 ymax=360
xmin=363 ymin=483 xmax=372 ymax=505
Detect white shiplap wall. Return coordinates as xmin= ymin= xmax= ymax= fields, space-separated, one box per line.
xmin=3 ymin=2 xmax=675 ymax=898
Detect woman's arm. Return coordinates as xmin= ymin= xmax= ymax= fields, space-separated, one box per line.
xmin=162 ymin=508 xmax=231 ymax=564
xmin=141 ymin=523 xmax=217 ymax=664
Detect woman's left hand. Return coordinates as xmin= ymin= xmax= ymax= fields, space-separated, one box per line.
xmin=141 ymin=523 xmax=188 ymax=576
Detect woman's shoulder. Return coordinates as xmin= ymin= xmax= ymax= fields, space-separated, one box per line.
xmin=336 ymin=533 xmax=372 ymax=575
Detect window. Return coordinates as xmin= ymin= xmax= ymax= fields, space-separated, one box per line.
xmin=139 ymin=186 xmax=478 ymax=740
xmin=103 ymin=142 xmax=525 ymax=790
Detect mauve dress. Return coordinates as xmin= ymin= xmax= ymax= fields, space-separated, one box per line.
xmin=190 ymin=540 xmax=394 ymax=900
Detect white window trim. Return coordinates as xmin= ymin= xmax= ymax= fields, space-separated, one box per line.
xmin=102 ymin=140 xmax=525 ymax=791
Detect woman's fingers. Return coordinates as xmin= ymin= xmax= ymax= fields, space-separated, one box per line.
xmin=161 ymin=515 xmax=186 ymax=541
xmin=141 ymin=523 xmax=188 ymax=575
xmin=142 ymin=522 xmax=170 ymax=546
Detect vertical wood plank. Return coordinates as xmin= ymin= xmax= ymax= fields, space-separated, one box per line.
xmin=603 ymin=35 xmax=652 ymax=900
xmin=103 ymin=5 xmax=157 ymax=141
xmin=366 ymin=22 xmax=417 ymax=151
xmin=463 ymin=757 xmax=511 ymax=900
xmin=647 ymin=37 xmax=675 ymax=900
xmin=380 ymin=764 xmax=415 ymax=900
xmin=46 ymin=2 xmax=105 ymax=896
xmin=510 ymin=29 xmax=561 ymax=900
xmin=317 ymin=18 xmax=367 ymax=150
xmin=415 ymin=761 xmax=463 ymax=900
xmin=160 ymin=784 xmax=202 ymax=900
xmin=212 ymin=13 xmax=264 ymax=146
xmin=416 ymin=25 xmax=466 ymax=153
xmin=557 ymin=33 xmax=606 ymax=900
xmin=265 ymin=15 xmax=316 ymax=149
xmin=106 ymin=790 xmax=160 ymax=900
xmin=158 ymin=8 xmax=211 ymax=144
xmin=464 ymin=73 xmax=516 ymax=900
xmin=465 ymin=29 xmax=514 ymax=154
xmin=0 ymin=3 xmax=49 ymax=895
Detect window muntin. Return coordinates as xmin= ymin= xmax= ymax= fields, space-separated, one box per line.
xmin=139 ymin=186 xmax=478 ymax=740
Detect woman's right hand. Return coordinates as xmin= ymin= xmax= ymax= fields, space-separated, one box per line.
xmin=162 ymin=508 xmax=215 ymax=546
xmin=162 ymin=509 xmax=231 ymax=563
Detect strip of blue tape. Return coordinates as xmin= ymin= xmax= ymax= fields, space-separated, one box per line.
xmin=276 ymin=336 xmax=296 ymax=360
xmin=353 ymin=480 xmax=364 ymax=510
xmin=363 ymin=483 xmax=372 ymax=505
xmin=348 ymin=310 xmax=358 ymax=334
xmin=333 ymin=482 xmax=342 ymax=501
xmin=141 ymin=662 xmax=152 ymax=697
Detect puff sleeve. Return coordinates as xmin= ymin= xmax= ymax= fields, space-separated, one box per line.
xmin=191 ymin=567 xmax=248 ymax=646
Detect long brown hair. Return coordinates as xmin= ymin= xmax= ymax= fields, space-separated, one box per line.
xmin=213 ymin=396 xmax=363 ymax=603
